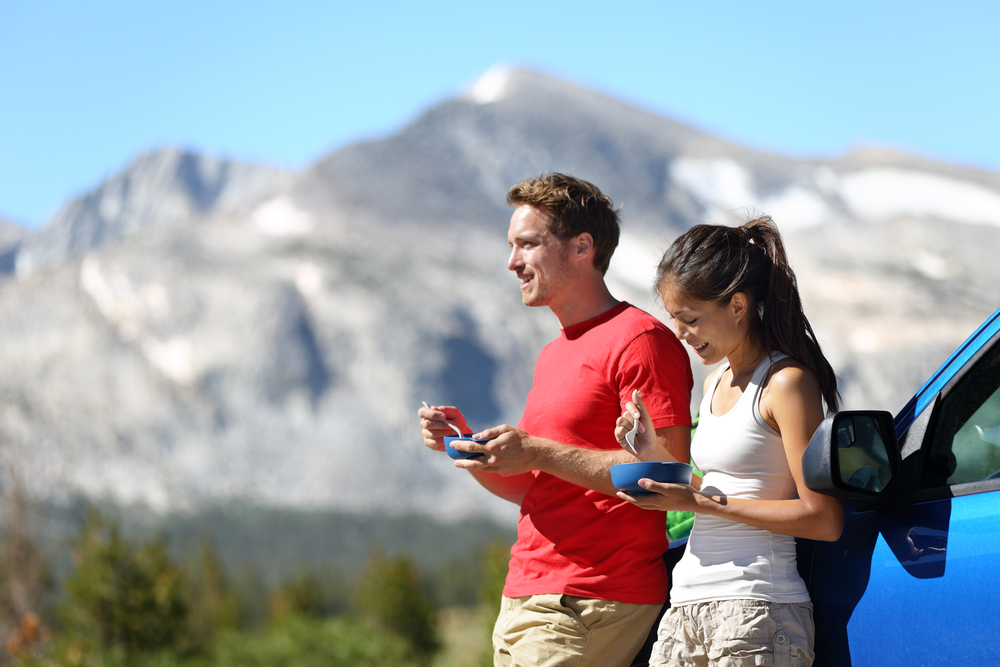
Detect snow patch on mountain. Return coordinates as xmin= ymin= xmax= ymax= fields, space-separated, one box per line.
xmin=466 ymin=65 xmax=512 ymax=104
xmin=670 ymin=157 xmax=830 ymax=229
xmin=838 ymin=168 xmax=1000 ymax=226
xmin=253 ymin=197 xmax=313 ymax=236
xmin=608 ymin=231 xmax=663 ymax=296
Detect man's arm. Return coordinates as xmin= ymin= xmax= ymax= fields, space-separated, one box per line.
xmin=467 ymin=470 xmax=534 ymax=505
xmin=449 ymin=424 xmax=690 ymax=497
xmin=419 ymin=404 xmax=534 ymax=505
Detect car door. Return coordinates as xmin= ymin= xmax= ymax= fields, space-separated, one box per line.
xmin=800 ymin=307 xmax=1000 ymax=666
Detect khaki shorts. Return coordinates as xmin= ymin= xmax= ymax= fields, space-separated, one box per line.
xmin=650 ymin=599 xmax=815 ymax=667
xmin=493 ymin=594 xmax=662 ymax=667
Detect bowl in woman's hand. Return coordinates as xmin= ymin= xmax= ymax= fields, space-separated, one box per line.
xmin=610 ymin=462 xmax=692 ymax=495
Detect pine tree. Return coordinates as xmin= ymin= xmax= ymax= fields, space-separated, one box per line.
xmin=353 ymin=551 xmax=440 ymax=664
xmin=60 ymin=509 xmax=188 ymax=664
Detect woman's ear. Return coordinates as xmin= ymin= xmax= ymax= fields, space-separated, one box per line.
xmin=730 ymin=292 xmax=749 ymax=324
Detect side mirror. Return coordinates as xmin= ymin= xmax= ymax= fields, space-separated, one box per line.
xmin=803 ymin=411 xmax=900 ymax=500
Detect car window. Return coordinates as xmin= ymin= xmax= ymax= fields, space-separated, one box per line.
xmin=920 ymin=339 xmax=1000 ymax=488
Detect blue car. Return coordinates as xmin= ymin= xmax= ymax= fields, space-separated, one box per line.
xmin=801 ymin=306 xmax=1000 ymax=665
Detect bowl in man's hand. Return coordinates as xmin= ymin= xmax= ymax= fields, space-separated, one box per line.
xmin=444 ymin=435 xmax=489 ymax=459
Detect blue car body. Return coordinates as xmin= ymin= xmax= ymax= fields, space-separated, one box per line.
xmin=800 ymin=306 xmax=1000 ymax=666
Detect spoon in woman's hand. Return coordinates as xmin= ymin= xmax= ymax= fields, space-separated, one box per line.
xmin=623 ymin=390 xmax=641 ymax=456
xmin=624 ymin=418 xmax=640 ymax=456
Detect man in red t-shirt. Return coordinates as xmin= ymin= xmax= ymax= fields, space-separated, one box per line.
xmin=420 ymin=173 xmax=692 ymax=667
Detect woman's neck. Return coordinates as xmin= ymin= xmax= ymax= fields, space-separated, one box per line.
xmin=727 ymin=339 xmax=768 ymax=384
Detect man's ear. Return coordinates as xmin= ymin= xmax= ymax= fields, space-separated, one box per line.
xmin=572 ymin=233 xmax=594 ymax=262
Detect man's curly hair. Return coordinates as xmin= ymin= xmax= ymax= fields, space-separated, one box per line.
xmin=507 ymin=173 xmax=620 ymax=275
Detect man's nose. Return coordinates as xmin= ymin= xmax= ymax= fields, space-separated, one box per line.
xmin=507 ymin=247 xmax=521 ymax=271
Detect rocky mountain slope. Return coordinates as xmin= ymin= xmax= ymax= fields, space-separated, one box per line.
xmin=2 ymin=67 xmax=999 ymax=522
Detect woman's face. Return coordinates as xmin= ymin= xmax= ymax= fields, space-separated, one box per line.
xmin=660 ymin=283 xmax=748 ymax=366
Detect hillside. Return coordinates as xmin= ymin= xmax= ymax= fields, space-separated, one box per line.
xmin=1 ymin=66 xmax=998 ymax=521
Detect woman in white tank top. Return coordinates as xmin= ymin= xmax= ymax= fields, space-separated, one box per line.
xmin=615 ymin=216 xmax=844 ymax=667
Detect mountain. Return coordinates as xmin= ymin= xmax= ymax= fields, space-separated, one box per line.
xmin=15 ymin=147 xmax=293 ymax=276
xmin=2 ymin=67 xmax=999 ymax=522
xmin=0 ymin=217 xmax=25 ymax=273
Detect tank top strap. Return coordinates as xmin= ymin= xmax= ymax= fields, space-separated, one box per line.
xmin=750 ymin=352 xmax=790 ymax=434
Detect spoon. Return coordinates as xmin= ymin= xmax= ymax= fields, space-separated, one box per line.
xmin=423 ymin=401 xmax=465 ymax=437
xmin=623 ymin=390 xmax=641 ymax=456
xmin=624 ymin=417 xmax=640 ymax=456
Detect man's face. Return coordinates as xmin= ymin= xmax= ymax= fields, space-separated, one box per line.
xmin=506 ymin=205 xmax=573 ymax=308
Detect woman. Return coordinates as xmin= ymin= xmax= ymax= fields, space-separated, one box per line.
xmin=616 ymin=216 xmax=844 ymax=667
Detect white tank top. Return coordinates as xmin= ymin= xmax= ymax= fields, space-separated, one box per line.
xmin=669 ymin=353 xmax=810 ymax=605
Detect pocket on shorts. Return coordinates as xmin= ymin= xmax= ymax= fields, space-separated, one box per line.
xmin=710 ymin=600 xmax=814 ymax=667
xmin=708 ymin=600 xmax=776 ymax=665
xmin=651 ymin=607 xmax=690 ymax=665
xmin=561 ymin=595 xmax=613 ymax=632
xmin=655 ymin=606 xmax=683 ymax=642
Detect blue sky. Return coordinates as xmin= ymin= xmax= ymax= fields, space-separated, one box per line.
xmin=2 ymin=0 xmax=998 ymax=227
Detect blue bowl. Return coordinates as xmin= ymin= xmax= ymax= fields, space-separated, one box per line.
xmin=444 ymin=435 xmax=489 ymax=459
xmin=610 ymin=462 xmax=692 ymax=495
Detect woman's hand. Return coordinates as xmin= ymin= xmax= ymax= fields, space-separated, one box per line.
xmin=617 ymin=480 xmax=699 ymax=512
xmin=615 ymin=390 xmax=659 ymax=459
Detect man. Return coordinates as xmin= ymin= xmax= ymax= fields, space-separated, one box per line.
xmin=419 ymin=173 xmax=693 ymax=667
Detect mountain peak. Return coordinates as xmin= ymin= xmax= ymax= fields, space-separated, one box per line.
xmin=464 ymin=65 xmax=515 ymax=104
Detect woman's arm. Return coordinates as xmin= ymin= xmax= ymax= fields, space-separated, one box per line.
xmin=620 ymin=363 xmax=844 ymax=542
xmin=614 ymin=389 xmax=694 ymax=464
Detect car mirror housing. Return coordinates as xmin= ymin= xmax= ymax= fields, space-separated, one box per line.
xmin=803 ymin=411 xmax=901 ymax=500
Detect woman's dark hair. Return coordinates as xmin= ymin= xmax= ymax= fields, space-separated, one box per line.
xmin=655 ymin=215 xmax=840 ymax=413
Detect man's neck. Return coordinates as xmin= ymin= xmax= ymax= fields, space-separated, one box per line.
xmin=550 ymin=281 xmax=620 ymax=329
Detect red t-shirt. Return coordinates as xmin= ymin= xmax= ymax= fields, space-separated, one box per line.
xmin=503 ymin=302 xmax=693 ymax=604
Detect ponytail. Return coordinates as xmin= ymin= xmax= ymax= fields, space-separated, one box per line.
xmin=744 ymin=218 xmax=840 ymax=412
xmin=656 ymin=215 xmax=840 ymax=413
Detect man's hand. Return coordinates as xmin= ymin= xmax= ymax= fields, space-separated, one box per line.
xmin=418 ymin=404 xmax=470 ymax=452
xmin=449 ymin=424 xmax=541 ymax=476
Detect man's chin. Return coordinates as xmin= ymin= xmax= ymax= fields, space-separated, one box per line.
xmin=520 ymin=292 xmax=546 ymax=307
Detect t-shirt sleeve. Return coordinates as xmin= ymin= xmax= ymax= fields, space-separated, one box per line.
xmin=615 ymin=329 xmax=693 ymax=429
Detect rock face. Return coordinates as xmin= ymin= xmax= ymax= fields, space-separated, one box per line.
xmin=15 ymin=148 xmax=293 ymax=276
xmin=0 ymin=218 xmax=25 ymax=274
xmin=2 ymin=67 xmax=999 ymax=521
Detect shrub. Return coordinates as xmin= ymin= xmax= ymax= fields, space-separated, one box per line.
xmin=59 ymin=510 xmax=187 ymax=664
xmin=353 ymin=552 xmax=440 ymax=664
xmin=207 ymin=614 xmax=424 ymax=667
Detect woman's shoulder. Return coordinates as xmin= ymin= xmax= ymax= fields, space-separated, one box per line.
xmin=761 ymin=356 xmax=822 ymax=404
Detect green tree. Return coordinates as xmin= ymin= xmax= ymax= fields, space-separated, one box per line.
xmin=180 ymin=538 xmax=240 ymax=653
xmin=59 ymin=510 xmax=188 ymax=664
xmin=270 ymin=571 xmax=323 ymax=620
xmin=476 ymin=540 xmax=511 ymax=666
xmin=208 ymin=614 xmax=424 ymax=667
xmin=353 ymin=552 xmax=440 ymax=664
xmin=228 ymin=565 xmax=270 ymax=629
xmin=0 ymin=471 xmax=54 ymax=660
